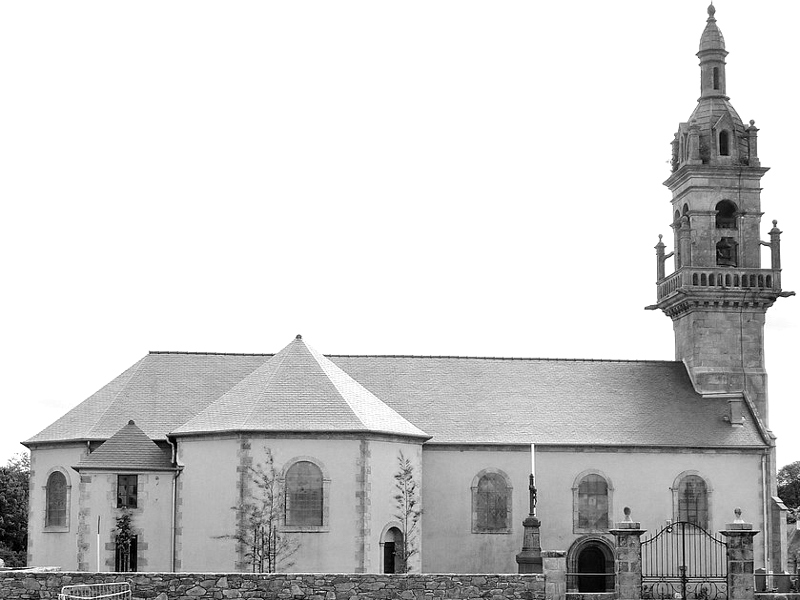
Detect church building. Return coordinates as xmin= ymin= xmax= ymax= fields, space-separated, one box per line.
xmin=24 ymin=5 xmax=792 ymax=579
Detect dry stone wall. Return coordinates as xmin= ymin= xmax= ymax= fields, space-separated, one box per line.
xmin=0 ymin=572 xmax=546 ymax=600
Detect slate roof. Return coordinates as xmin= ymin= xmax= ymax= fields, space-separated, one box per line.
xmin=24 ymin=340 xmax=769 ymax=449
xmin=332 ymin=355 xmax=765 ymax=447
xmin=172 ymin=336 xmax=428 ymax=439
xmin=26 ymin=353 xmax=267 ymax=445
xmin=74 ymin=420 xmax=174 ymax=471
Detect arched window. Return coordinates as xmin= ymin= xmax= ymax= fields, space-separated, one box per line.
xmin=672 ymin=472 xmax=712 ymax=529
xmin=719 ymin=130 xmax=730 ymax=156
xmin=285 ymin=461 xmax=323 ymax=527
xmin=471 ymin=470 xmax=512 ymax=533
xmin=713 ymin=67 xmax=720 ymax=90
xmin=678 ymin=475 xmax=709 ymax=527
xmin=573 ymin=472 xmax=611 ymax=533
xmin=46 ymin=471 xmax=68 ymax=528
xmin=715 ymin=200 xmax=737 ymax=228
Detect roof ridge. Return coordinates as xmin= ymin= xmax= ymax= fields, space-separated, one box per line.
xmin=328 ymin=355 xmax=680 ymax=364
xmin=148 ymin=350 xmax=677 ymax=364
xmin=149 ymin=351 xmax=273 ymax=356
xmin=86 ymin=358 xmax=146 ymax=439
xmin=241 ymin=345 xmax=290 ymax=427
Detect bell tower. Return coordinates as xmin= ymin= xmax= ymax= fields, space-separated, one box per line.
xmin=649 ymin=4 xmax=793 ymax=423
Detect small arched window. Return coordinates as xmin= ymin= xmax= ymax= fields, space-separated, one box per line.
xmin=574 ymin=473 xmax=610 ymax=532
xmin=715 ymin=200 xmax=737 ymax=229
xmin=713 ymin=67 xmax=720 ymax=90
xmin=46 ymin=471 xmax=68 ymax=528
xmin=719 ymin=130 xmax=730 ymax=156
xmin=677 ymin=475 xmax=709 ymax=528
xmin=285 ymin=461 xmax=323 ymax=527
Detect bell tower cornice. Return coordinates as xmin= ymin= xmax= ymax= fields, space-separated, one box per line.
xmin=664 ymin=164 xmax=769 ymax=192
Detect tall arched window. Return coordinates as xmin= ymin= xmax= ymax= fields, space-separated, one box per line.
xmin=46 ymin=471 xmax=68 ymax=528
xmin=719 ymin=130 xmax=730 ymax=156
xmin=573 ymin=472 xmax=611 ymax=533
xmin=677 ymin=475 xmax=709 ymax=528
xmin=713 ymin=67 xmax=720 ymax=90
xmin=471 ymin=470 xmax=512 ymax=533
xmin=285 ymin=461 xmax=323 ymax=527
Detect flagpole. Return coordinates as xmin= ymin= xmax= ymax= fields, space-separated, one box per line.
xmin=97 ymin=516 xmax=101 ymax=572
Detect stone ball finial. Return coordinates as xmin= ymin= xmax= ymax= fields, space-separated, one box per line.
xmin=658 ymin=234 xmax=663 ymax=241
xmin=734 ymin=507 xmax=743 ymax=522
xmin=750 ymin=120 xmax=755 ymax=126
xmin=773 ymin=220 xmax=778 ymax=227
xmin=296 ymin=334 xmax=302 ymax=340
xmin=128 ymin=419 xmax=135 ymax=425
xmin=623 ymin=506 xmax=632 ymax=522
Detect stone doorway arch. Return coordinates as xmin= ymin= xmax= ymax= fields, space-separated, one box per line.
xmin=379 ymin=523 xmax=404 ymax=574
xmin=567 ymin=535 xmax=615 ymax=593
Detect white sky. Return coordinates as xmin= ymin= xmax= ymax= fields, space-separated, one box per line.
xmin=1 ymin=1 xmax=798 ymax=468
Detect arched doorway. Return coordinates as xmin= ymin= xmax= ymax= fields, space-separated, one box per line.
xmin=568 ymin=536 xmax=615 ymax=593
xmin=381 ymin=526 xmax=404 ymax=573
xmin=577 ymin=545 xmax=606 ymax=592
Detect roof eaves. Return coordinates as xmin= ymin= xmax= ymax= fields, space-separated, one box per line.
xmin=740 ymin=389 xmax=775 ymax=447
xmin=170 ymin=427 xmax=430 ymax=440
xmin=72 ymin=464 xmax=178 ymax=473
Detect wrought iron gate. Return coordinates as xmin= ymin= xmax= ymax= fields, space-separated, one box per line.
xmin=641 ymin=521 xmax=728 ymax=600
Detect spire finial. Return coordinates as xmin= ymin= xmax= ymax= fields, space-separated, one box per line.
xmin=708 ymin=2 xmax=715 ymax=19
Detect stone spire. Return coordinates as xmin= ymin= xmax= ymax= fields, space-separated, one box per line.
xmin=698 ymin=3 xmax=728 ymax=99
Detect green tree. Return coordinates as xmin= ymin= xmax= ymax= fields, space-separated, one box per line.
xmin=229 ymin=448 xmax=298 ymax=572
xmin=778 ymin=461 xmax=800 ymax=520
xmin=393 ymin=451 xmax=421 ymax=573
xmin=113 ymin=509 xmax=135 ymax=571
xmin=0 ymin=453 xmax=30 ymax=567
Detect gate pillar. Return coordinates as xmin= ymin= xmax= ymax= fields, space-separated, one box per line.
xmin=721 ymin=509 xmax=759 ymax=600
xmin=610 ymin=507 xmax=646 ymax=600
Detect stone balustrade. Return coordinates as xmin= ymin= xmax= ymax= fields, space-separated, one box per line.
xmin=657 ymin=267 xmax=781 ymax=301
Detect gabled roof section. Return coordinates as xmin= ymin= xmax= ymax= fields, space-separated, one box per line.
xmin=74 ymin=420 xmax=174 ymax=471
xmin=24 ymin=352 xmax=267 ymax=445
xmin=171 ymin=336 xmax=429 ymax=439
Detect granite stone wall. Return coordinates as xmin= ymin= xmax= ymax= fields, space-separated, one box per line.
xmin=0 ymin=572 xmax=546 ymax=600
